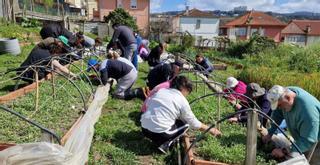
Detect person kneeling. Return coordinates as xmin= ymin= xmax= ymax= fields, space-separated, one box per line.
xmin=140 ymin=76 xmax=221 ymax=153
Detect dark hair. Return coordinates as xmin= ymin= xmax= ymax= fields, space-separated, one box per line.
xmin=112 ymin=23 xmax=120 ymax=28
xmin=76 ymin=32 xmax=84 ymax=39
xmin=170 ymin=75 xmax=193 ymax=93
xmin=48 ymin=43 xmax=62 ymax=54
xmin=95 ymin=37 xmax=102 ymax=45
xmin=195 ymin=54 xmax=203 ymax=58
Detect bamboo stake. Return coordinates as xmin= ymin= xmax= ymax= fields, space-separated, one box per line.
xmin=35 ymin=69 xmax=39 ymax=113
xmin=51 ymin=65 xmax=56 ymax=99
xmin=218 ymin=94 xmax=221 ymax=130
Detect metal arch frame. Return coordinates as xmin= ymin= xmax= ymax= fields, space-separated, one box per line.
xmin=2 ymin=64 xmax=89 ymax=112
xmin=51 ymin=56 xmax=97 ymax=94
xmin=0 ymin=105 xmax=61 ymax=144
xmin=182 ymin=108 xmax=304 ymax=165
xmin=42 ymin=66 xmax=88 ymax=112
xmin=189 ymin=92 xmax=261 ymax=111
xmin=175 ymin=53 xmax=227 ymax=83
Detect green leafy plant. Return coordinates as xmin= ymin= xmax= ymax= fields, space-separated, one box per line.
xmin=104 ymin=8 xmax=138 ymax=31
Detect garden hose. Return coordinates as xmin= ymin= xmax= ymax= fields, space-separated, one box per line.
xmin=0 ymin=105 xmax=61 ymax=145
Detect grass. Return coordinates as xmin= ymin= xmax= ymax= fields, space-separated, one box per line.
xmin=0 ymin=45 xmax=35 ymax=96
xmin=88 ymin=62 xmax=276 ymax=164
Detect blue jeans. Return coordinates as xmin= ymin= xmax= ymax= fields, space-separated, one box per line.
xmin=132 ymin=49 xmax=138 ymax=69
xmin=124 ymin=44 xmax=137 ymax=62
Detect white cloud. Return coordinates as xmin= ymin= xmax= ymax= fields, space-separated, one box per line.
xmin=178 ymin=0 xmax=320 ymax=13
xmin=151 ymin=0 xmax=164 ymax=12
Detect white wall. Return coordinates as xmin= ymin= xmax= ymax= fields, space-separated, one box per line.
xmin=307 ymin=36 xmax=320 ymax=45
xmin=178 ymin=17 xmax=220 ymax=45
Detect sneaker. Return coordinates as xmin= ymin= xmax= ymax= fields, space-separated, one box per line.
xmin=158 ymin=141 xmax=171 ymax=154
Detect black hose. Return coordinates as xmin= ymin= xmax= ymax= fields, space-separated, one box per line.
xmin=0 ymin=105 xmax=61 ymax=144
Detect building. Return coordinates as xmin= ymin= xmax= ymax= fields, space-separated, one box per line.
xmin=281 ymin=20 xmax=320 ymax=46
xmin=87 ymin=0 xmax=98 ymax=20
xmin=222 ymin=11 xmax=287 ymax=42
xmin=96 ymin=0 xmax=150 ymax=34
xmin=172 ymin=8 xmax=220 ymax=47
xmin=64 ymin=0 xmax=87 ymax=16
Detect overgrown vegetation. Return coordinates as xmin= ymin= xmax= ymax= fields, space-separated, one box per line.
xmin=104 ymin=8 xmax=138 ymax=31
xmin=0 ymin=21 xmax=40 ymax=42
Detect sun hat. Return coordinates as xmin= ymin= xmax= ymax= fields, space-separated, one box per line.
xmin=245 ymin=83 xmax=266 ymax=98
xmin=267 ymin=85 xmax=286 ymax=110
xmin=226 ymin=77 xmax=238 ymax=88
xmin=87 ymin=58 xmax=99 ymax=72
xmin=58 ymin=35 xmax=70 ymax=47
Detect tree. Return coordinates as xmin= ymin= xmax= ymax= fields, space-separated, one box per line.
xmin=104 ymin=8 xmax=138 ymax=31
xmin=43 ymin=0 xmax=54 ymax=14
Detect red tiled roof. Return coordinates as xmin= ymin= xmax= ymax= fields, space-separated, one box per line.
xmin=292 ymin=20 xmax=320 ymax=35
xmin=225 ymin=11 xmax=286 ymax=27
xmin=177 ymin=8 xmax=216 ymax=18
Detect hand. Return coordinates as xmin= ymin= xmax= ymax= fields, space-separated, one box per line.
xmin=235 ymin=103 xmax=242 ymax=110
xmin=210 ymin=128 xmax=222 ymax=137
xmin=262 ymin=134 xmax=272 ymax=144
xmin=228 ymin=117 xmax=238 ymax=123
xmin=70 ymin=74 xmax=78 ymax=81
xmin=272 ymin=148 xmax=286 ymax=158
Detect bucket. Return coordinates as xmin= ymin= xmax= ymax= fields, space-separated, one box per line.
xmin=0 ymin=38 xmax=21 ymax=55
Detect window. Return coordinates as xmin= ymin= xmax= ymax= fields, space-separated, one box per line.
xmin=235 ymin=27 xmax=246 ymax=36
xmin=196 ymin=19 xmax=201 ymax=29
xmin=131 ymin=0 xmax=137 ymax=9
xmin=250 ymin=28 xmax=258 ymax=36
xmin=117 ymin=0 xmax=123 ymax=8
xmin=287 ymin=35 xmax=306 ymax=43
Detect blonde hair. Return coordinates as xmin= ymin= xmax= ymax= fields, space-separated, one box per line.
xmin=107 ymin=50 xmax=120 ymax=59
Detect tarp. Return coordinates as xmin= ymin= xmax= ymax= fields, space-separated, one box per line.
xmin=0 ymin=84 xmax=110 ymax=165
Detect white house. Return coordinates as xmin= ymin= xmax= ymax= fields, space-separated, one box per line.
xmin=172 ymin=8 xmax=220 ymax=47
xmin=281 ymin=20 xmax=320 ymax=46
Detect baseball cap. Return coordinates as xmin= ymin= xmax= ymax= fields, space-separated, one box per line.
xmin=226 ymin=77 xmax=238 ymax=88
xmin=87 ymin=59 xmax=99 ymax=72
xmin=267 ymin=85 xmax=285 ymax=110
xmin=58 ymin=35 xmax=70 ymax=47
xmin=245 ymin=83 xmax=266 ymax=98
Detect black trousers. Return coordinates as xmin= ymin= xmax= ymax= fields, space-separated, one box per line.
xmin=142 ymin=120 xmax=185 ymax=147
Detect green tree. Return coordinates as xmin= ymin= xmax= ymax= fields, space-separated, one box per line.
xmin=104 ymin=8 xmax=138 ymax=31
xmin=43 ymin=0 xmax=54 ymax=14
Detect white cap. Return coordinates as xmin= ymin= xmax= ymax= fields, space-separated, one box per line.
xmin=226 ymin=77 xmax=239 ymax=88
xmin=267 ymin=85 xmax=286 ymax=110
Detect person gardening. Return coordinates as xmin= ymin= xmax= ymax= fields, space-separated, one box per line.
xmin=146 ymin=61 xmax=183 ymax=90
xmin=140 ymin=76 xmax=222 ymax=153
xmin=87 ymin=58 xmax=137 ymax=99
xmin=223 ymin=77 xmax=248 ymax=123
xmin=245 ymin=83 xmax=272 ymax=127
xmin=194 ymin=54 xmax=213 ymax=77
xmin=262 ymin=85 xmax=319 ymax=163
xmin=18 ymin=42 xmax=76 ymax=84
xmin=109 ymin=23 xmax=137 ymax=62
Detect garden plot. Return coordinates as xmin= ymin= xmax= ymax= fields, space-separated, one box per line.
xmin=178 ymin=69 xmax=278 ymax=165
xmin=0 ymin=55 xmax=96 ymax=144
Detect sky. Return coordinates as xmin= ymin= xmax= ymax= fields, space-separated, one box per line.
xmin=150 ymin=0 xmax=320 ymax=13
